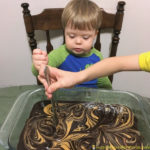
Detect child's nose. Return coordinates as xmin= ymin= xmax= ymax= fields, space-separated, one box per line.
xmin=75 ymin=37 xmax=82 ymax=44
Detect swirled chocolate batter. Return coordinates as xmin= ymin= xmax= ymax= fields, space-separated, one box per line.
xmin=17 ymin=101 xmax=143 ymax=150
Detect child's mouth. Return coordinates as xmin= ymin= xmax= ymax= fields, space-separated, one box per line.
xmin=74 ymin=48 xmax=83 ymax=53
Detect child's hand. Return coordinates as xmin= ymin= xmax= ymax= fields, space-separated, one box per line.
xmin=32 ymin=49 xmax=48 ymax=71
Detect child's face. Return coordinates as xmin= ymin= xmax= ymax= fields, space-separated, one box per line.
xmin=65 ymin=24 xmax=97 ymax=55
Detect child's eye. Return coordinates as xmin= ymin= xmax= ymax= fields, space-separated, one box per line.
xmin=83 ymin=36 xmax=89 ymax=40
xmin=69 ymin=34 xmax=75 ymax=39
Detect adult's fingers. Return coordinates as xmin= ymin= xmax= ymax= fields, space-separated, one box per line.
xmin=45 ymin=91 xmax=53 ymax=99
xmin=38 ymin=74 xmax=48 ymax=90
xmin=47 ymin=82 xmax=62 ymax=94
xmin=39 ymin=64 xmax=46 ymax=76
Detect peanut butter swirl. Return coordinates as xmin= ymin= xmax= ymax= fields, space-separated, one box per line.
xmin=17 ymin=101 xmax=143 ymax=150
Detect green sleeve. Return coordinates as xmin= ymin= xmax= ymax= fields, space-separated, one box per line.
xmin=97 ymin=76 xmax=112 ymax=89
xmin=92 ymin=48 xmax=112 ymax=89
xmin=48 ymin=44 xmax=69 ymax=67
xmin=47 ymin=45 xmax=68 ymax=67
xmin=91 ymin=48 xmax=104 ymax=60
xmin=32 ymin=64 xmax=39 ymax=76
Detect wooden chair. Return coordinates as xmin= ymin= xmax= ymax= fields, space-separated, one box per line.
xmin=21 ymin=1 xmax=125 ymax=84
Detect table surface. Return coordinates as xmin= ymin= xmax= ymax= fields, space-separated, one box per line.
xmin=0 ymin=85 xmax=150 ymax=150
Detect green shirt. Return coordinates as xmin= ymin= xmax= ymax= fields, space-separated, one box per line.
xmin=32 ymin=45 xmax=112 ymax=89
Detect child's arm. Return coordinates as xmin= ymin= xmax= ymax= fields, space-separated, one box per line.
xmin=32 ymin=49 xmax=48 ymax=72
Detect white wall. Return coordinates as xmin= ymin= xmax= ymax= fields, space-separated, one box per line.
xmin=0 ymin=0 xmax=150 ymax=97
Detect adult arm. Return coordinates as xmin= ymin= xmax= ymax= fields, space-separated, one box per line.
xmin=38 ymin=54 xmax=141 ymax=98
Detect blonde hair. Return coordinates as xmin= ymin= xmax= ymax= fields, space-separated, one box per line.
xmin=61 ymin=0 xmax=102 ymax=30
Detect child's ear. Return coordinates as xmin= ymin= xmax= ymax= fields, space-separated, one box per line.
xmin=96 ymin=30 xmax=99 ymax=35
xmin=94 ymin=30 xmax=99 ymax=38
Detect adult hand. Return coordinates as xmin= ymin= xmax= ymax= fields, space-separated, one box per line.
xmin=38 ymin=65 xmax=79 ymax=99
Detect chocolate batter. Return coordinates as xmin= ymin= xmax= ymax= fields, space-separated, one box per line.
xmin=17 ymin=100 xmax=143 ymax=150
